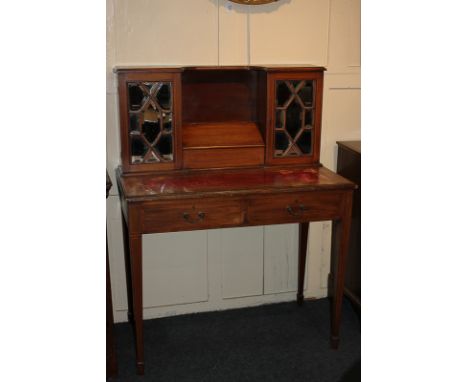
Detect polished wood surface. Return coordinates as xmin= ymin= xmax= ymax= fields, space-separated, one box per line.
xmin=117 ymin=165 xmax=355 ymax=374
xmin=182 ymin=122 xmax=264 ymax=148
xmin=118 ymin=166 xmax=352 ymax=200
xmin=181 ymin=69 xmax=259 ymax=124
xmin=141 ymin=197 xmax=245 ymax=234
xmin=247 ymin=191 xmax=346 ymax=225
xmin=115 ymin=66 xmax=354 ymax=375
xmin=117 ymin=166 xmax=354 ymax=235
xmin=116 ymin=66 xmax=326 ymax=172
xmin=182 ymin=122 xmax=265 ymax=168
xmin=183 ymin=147 xmax=265 ymax=169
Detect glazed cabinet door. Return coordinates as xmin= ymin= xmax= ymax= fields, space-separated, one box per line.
xmin=118 ymin=70 xmax=182 ymax=172
xmin=266 ymin=71 xmax=324 ymax=166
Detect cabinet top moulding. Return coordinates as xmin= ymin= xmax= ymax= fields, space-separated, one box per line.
xmin=113 ymin=65 xmax=326 ymax=73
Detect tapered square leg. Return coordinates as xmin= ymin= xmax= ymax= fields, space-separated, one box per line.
xmin=129 ymin=233 xmax=144 ymax=375
xmin=121 ymin=212 xmax=134 ymax=325
xmin=297 ymin=222 xmax=309 ymax=306
xmin=106 ymin=235 xmax=118 ymax=378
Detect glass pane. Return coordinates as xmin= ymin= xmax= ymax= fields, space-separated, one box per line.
xmin=274 ymin=79 xmax=315 ymax=158
xmin=275 ymin=131 xmax=289 ymax=153
xmin=142 ymin=121 xmax=160 ymax=144
xmin=130 ymin=114 xmax=140 ymax=131
xmin=143 ymin=107 xmax=159 ymax=122
xmin=275 ymin=110 xmax=285 ymax=130
xmin=276 ymin=81 xmax=291 ymax=107
xmin=305 ymin=110 xmax=313 ymax=127
xmin=291 ymin=80 xmax=301 ymax=88
xmin=156 ymin=83 xmax=172 ymax=110
xmin=297 ymin=130 xmax=312 ymax=154
xmin=128 ymin=84 xmax=144 ymax=111
xmin=127 ymin=81 xmax=174 ymax=164
xmin=298 ymin=81 xmax=314 ymax=107
xmin=155 ymin=134 xmax=173 ymax=158
xmin=131 ymin=136 xmax=148 ymax=164
xmin=162 ymin=113 xmax=172 ymax=133
xmin=285 ymin=101 xmax=302 ymax=138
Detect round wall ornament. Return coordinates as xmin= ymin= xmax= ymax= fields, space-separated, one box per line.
xmin=228 ymin=0 xmax=279 ymax=4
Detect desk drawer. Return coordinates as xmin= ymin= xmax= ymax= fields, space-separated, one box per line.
xmin=142 ymin=198 xmax=245 ymax=233
xmin=247 ymin=191 xmax=343 ymax=225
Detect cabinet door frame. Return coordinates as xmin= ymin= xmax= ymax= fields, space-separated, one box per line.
xmin=265 ymin=71 xmax=324 ymax=166
xmin=118 ymin=71 xmax=183 ymax=173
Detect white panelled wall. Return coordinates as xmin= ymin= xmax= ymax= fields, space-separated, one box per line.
xmin=106 ymin=0 xmax=360 ymax=323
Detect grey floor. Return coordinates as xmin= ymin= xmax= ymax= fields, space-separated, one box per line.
xmin=110 ymin=298 xmax=361 ymax=382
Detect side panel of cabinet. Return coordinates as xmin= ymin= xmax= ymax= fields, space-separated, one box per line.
xmin=265 ymin=71 xmax=324 ymax=166
xmin=118 ymin=71 xmax=182 ymax=173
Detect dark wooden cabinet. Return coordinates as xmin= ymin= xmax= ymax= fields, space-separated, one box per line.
xmin=114 ymin=66 xmax=356 ymax=375
xmin=336 ymin=141 xmax=361 ymax=309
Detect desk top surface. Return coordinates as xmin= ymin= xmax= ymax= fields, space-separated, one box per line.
xmin=118 ymin=166 xmax=355 ymax=202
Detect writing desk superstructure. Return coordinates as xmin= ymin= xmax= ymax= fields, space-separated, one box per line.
xmin=115 ymin=65 xmax=356 ymax=375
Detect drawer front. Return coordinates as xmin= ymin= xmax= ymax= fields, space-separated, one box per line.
xmin=183 ymin=147 xmax=264 ymax=169
xmin=247 ymin=191 xmax=344 ymax=225
xmin=142 ymin=198 xmax=245 ymax=233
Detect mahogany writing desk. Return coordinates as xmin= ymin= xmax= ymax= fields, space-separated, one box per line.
xmin=115 ymin=65 xmax=356 ymax=375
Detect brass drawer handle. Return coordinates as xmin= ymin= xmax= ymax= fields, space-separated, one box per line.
xmin=182 ymin=211 xmax=205 ymax=224
xmin=286 ymin=204 xmax=305 ymax=217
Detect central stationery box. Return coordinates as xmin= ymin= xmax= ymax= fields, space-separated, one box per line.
xmin=116 ymin=65 xmax=325 ymax=173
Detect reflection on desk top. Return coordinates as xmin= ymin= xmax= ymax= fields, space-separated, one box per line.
xmin=117 ymin=166 xmax=355 ymax=202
